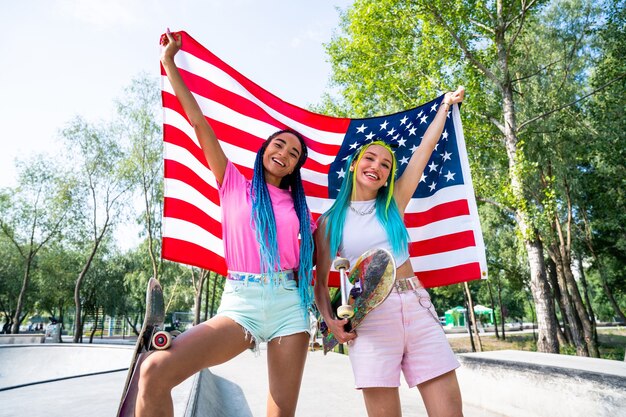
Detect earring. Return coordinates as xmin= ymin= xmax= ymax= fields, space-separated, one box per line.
xmin=349 ymin=166 xmax=354 ymax=172
xmin=384 ymin=181 xmax=388 ymax=187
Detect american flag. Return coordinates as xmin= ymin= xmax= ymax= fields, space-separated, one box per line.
xmin=161 ymin=31 xmax=487 ymax=288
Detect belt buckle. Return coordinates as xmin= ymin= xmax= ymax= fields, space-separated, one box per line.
xmin=395 ymin=277 xmax=418 ymax=293
xmin=394 ymin=278 xmax=406 ymax=293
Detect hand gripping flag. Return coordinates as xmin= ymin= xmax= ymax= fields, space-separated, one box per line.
xmin=161 ymin=31 xmax=487 ymax=288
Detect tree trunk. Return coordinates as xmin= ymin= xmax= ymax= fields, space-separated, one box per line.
xmin=464 ymin=282 xmax=483 ymax=351
xmin=210 ymin=273 xmax=219 ymax=318
xmin=551 ymin=246 xmax=587 ymax=356
xmin=546 ymin=257 xmax=573 ymax=345
xmin=204 ymin=272 xmax=210 ymax=322
xmin=499 ymin=78 xmax=559 ymax=352
xmin=496 ymin=276 xmax=506 ymax=340
xmin=553 ymin=188 xmax=599 ymax=357
xmin=562 ymin=258 xmax=599 ymax=357
xmin=524 ymin=237 xmax=559 ymax=353
xmin=192 ymin=269 xmax=208 ymax=326
xmin=11 ymin=255 xmax=34 ymax=334
xmin=461 ymin=284 xmax=476 ymax=352
xmin=89 ymin=309 xmax=99 ymax=344
xmin=487 ymin=280 xmax=500 ymax=339
xmin=577 ymin=254 xmax=598 ymax=346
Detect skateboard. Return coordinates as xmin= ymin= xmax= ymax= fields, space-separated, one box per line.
xmin=320 ymin=248 xmax=396 ymax=354
xmin=117 ymin=278 xmax=173 ymax=417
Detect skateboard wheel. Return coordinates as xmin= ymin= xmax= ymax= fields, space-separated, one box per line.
xmin=337 ymin=305 xmax=355 ymax=319
xmin=171 ymin=330 xmax=182 ymax=337
xmin=152 ymin=331 xmax=172 ymax=350
xmin=333 ymin=257 xmax=350 ymax=271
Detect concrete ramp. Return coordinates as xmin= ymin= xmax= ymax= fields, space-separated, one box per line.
xmin=0 ymin=344 xmax=130 ymax=390
xmin=456 ymin=350 xmax=626 ymax=417
xmin=0 ymin=344 xmax=194 ymax=417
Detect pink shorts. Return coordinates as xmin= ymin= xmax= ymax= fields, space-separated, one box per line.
xmin=348 ymin=287 xmax=460 ymax=388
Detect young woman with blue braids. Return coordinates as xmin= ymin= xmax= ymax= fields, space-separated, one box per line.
xmin=137 ymin=30 xmax=315 ymax=417
xmin=315 ymin=87 xmax=466 ymax=417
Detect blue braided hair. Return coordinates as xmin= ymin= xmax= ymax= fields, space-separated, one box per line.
xmin=321 ymin=141 xmax=409 ymax=261
xmin=250 ymin=129 xmax=315 ymax=310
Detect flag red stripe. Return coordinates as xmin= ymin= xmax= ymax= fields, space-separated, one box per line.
xmin=326 ymin=262 xmax=482 ymax=289
xmin=164 ymin=94 xmax=335 ymax=175
xmin=162 ymin=237 xmax=227 ymax=275
xmin=176 ymin=34 xmax=351 ymax=132
xmin=164 ymin=70 xmax=345 ymax=156
xmin=408 ymin=230 xmax=476 ymax=257
xmin=163 ymin=197 xmax=223 ymax=238
xmin=404 ymin=199 xmax=470 ymax=227
xmin=164 ymin=160 xmax=220 ymax=204
xmin=303 ymin=182 xmax=331 ymax=200
xmin=163 ymin=124 xmax=208 ymax=167
xmin=417 ymin=263 xmax=483 ymax=288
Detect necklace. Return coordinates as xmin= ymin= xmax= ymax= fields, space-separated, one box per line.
xmin=349 ymin=203 xmax=375 ymax=216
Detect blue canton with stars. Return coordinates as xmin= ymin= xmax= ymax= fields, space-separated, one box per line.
xmin=328 ymin=95 xmax=464 ymax=199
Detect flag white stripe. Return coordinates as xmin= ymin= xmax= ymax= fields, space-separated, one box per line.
xmin=410 ymin=247 xmax=481 ymax=271
xmin=163 ymin=95 xmax=336 ymax=165
xmin=162 ymin=217 xmax=224 ymax=256
xmin=164 ymin=141 xmax=218 ymax=187
xmin=164 ymin=131 xmax=329 ymax=188
xmin=451 ymin=105 xmax=488 ymax=275
xmin=167 ymin=53 xmax=346 ymax=146
xmin=164 ymin=178 xmax=222 ymax=221
xmin=407 ymin=215 xmax=474 ymax=241
xmin=406 ymin=184 xmax=472 ymax=212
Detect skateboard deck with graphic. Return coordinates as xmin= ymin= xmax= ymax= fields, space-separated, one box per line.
xmin=321 ymin=248 xmax=396 ymax=354
xmin=117 ymin=278 xmax=172 ymax=417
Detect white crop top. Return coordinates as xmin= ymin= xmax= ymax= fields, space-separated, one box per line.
xmin=339 ymin=199 xmax=410 ymax=270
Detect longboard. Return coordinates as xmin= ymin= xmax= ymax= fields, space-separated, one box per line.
xmin=321 ymin=248 xmax=396 ymax=354
xmin=117 ymin=278 xmax=172 ymax=417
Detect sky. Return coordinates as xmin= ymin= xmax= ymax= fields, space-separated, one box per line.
xmin=0 ymin=0 xmax=354 ymax=188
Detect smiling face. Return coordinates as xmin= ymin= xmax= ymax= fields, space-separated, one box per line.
xmin=351 ymin=144 xmax=394 ymax=199
xmin=262 ymin=132 xmax=303 ymax=187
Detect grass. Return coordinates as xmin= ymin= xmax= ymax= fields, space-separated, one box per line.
xmin=447 ymin=328 xmax=626 ymax=361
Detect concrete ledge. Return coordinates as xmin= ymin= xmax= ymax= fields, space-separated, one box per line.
xmin=185 ymin=369 xmax=253 ymax=417
xmin=456 ymin=350 xmax=626 ymax=417
xmin=0 ymin=334 xmax=45 ymax=344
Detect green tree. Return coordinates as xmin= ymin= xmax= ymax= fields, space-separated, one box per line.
xmin=34 ymin=242 xmax=83 ymax=333
xmin=0 ymin=157 xmax=72 ymax=333
xmin=322 ymin=0 xmax=616 ymax=354
xmin=117 ymin=74 xmax=164 ymax=281
xmin=61 ymin=117 xmax=132 ymax=342
xmin=0 ymin=224 xmax=25 ymax=332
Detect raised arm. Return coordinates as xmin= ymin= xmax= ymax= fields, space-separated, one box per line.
xmin=160 ymin=30 xmax=228 ymax=183
xmin=393 ymin=87 xmax=465 ymax=212
xmin=313 ymin=221 xmax=356 ymax=344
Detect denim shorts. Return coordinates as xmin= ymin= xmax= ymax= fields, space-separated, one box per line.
xmin=348 ymin=287 xmax=460 ymax=388
xmin=216 ymin=272 xmax=310 ymax=351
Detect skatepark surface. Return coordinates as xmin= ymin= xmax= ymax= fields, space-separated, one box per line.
xmin=3 ymin=340 xmax=625 ymax=417
xmin=0 ymin=342 xmax=506 ymax=417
